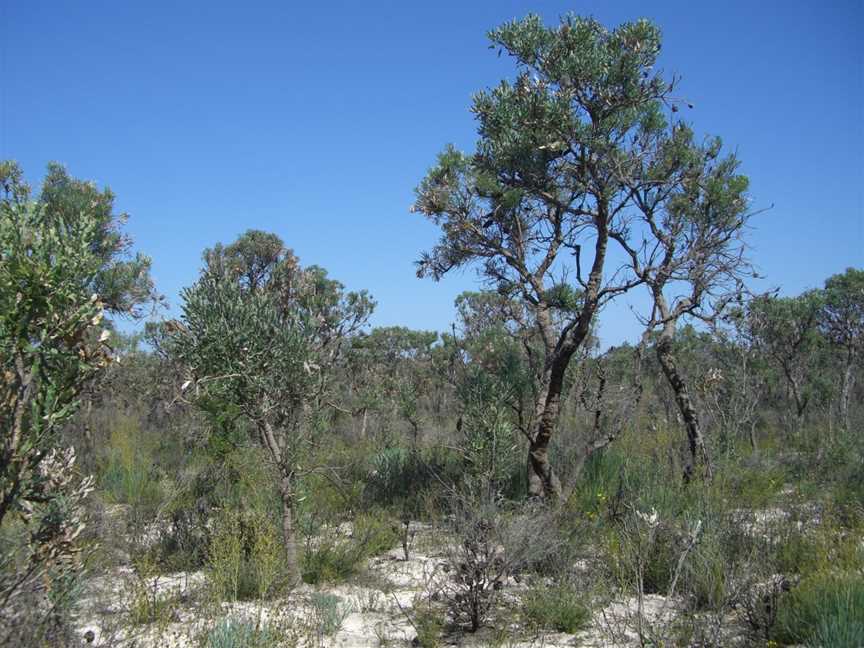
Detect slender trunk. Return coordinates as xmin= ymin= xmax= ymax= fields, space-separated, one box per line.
xmin=527 ymin=340 xmax=574 ymax=500
xmin=749 ymin=420 xmax=758 ymax=453
xmin=259 ymin=420 xmax=301 ymax=585
xmin=278 ymin=475 xmax=301 ymax=586
xmin=781 ymin=361 xmax=808 ymax=425
xmin=656 ymin=336 xmax=712 ymax=483
xmin=840 ymin=360 xmax=854 ymax=433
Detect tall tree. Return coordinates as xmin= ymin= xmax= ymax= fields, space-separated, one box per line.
xmin=820 ymin=268 xmax=864 ymax=432
xmin=171 ymin=230 xmax=373 ymax=582
xmin=747 ymin=291 xmax=826 ymax=427
xmin=412 ymin=14 xmax=718 ymax=498
xmin=619 ymin=126 xmax=754 ymax=480
xmin=0 ymin=161 xmax=156 ymax=641
xmin=345 ymin=326 xmax=438 ymax=443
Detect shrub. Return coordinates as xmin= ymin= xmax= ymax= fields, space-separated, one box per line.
xmin=125 ymin=554 xmax=180 ymax=627
xmin=99 ymin=416 xmax=165 ymax=518
xmin=309 ymin=593 xmax=351 ymax=637
xmin=771 ymin=514 xmax=864 ymax=577
xmin=301 ymin=510 xmax=399 ymax=584
xmin=412 ymin=602 xmax=444 ymax=648
xmin=205 ymin=618 xmax=279 ymax=648
xmin=773 ymin=572 xmax=864 ymax=647
xmin=363 ymin=445 xmax=462 ymax=517
xmin=352 ymin=509 xmax=400 ymax=557
xmin=438 ymin=494 xmax=561 ymax=632
xmin=207 ymin=508 xmax=286 ymax=602
xmin=521 ymin=583 xmax=590 ymax=634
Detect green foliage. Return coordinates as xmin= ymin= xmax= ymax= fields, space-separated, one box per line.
xmin=771 ymin=515 xmax=864 ymax=578
xmin=204 ymin=618 xmax=280 ymax=648
xmin=773 ymin=573 xmax=864 ymax=647
xmin=0 ymin=161 xmax=154 ymax=642
xmin=364 ymin=445 xmax=462 ymax=517
xmin=746 ymin=291 xmax=829 ymax=420
xmin=345 ymin=326 xmax=439 ymax=440
xmin=98 ymin=416 xmax=164 ymax=516
xmin=309 ymin=593 xmax=351 ymax=636
xmin=300 ymin=510 xmax=398 ymax=585
xmin=412 ymin=603 xmax=444 ymax=648
xmin=457 ymin=364 xmax=521 ymax=493
xmin=173 ymin=230 xmax=375 ymax=582
xmin=353 ymin=509 xmax=401 ymax=557
xmin=124 ymin=553 xmax=181 ymax=628
xmin=521 ymin=583 xmax=590 ymax=634
xmin=207 ymin=508 xmax=286 ymax=602
xmin=821 ymin=267 xmax=864 ymax=353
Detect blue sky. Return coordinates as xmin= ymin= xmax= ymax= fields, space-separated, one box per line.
xmin=3 ymin=1 xmax=862 ymax=345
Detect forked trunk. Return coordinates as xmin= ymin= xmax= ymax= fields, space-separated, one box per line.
xmin=525 ymin=204 xmax=609 ymax=500
xmin=656 ymin=336 xmax=712 ymax=483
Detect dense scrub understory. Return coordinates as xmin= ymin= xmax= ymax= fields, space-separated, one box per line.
xmin=6 ymin=300 xmax=858 ymax=647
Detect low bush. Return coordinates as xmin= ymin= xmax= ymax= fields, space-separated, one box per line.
xmin=773 ymin=572 xmax=864 ymax=647
xmin=204 ymin=618 xmax=280 ymax=648
xmin=412 ymin=601 xmax=444 ymax=648
xmin=301 ymin=509 xmax=399 ymax=584
xmin=98 ymin=417 xmax=165 ymax=519
xmin=207 ymin=508 xmax=286 ymax=602
xmin=521 ymin=582 xmax=591 ymax=634
xmin=125 ymin=554 xmax=180 ymax=627
xmin=309 ymin=593 xmax=352 ymax=637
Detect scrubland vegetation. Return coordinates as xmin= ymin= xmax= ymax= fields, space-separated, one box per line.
xmin=1 ymin=12 xmax=862 ymax=648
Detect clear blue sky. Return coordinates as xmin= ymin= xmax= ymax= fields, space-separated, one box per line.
xmin=3 ymin=1 xmax=862 ymax=345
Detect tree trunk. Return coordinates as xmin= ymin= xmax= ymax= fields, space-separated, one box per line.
xmin=527 ymin=438 xmax=562 ymax=500
xmin=526 ymin=357 xmax=569 ymax=500
xmin=278 ymin=475 xmax=301 ymax=586
xmin=840 ymin=359 xmax=854 ymax=433
xmin=749 ymin=420 xmax=758 ymax=453
xmin=656 ymin=336 xmax=712 ymax=483
xmin=525 ymin=202 xmax=609 ymax=500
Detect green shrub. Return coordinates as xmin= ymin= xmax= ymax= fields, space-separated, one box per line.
xmin=773 ymin=572 xmax=864 ymax=647
xmin=413 ymin=602 xmax=443 ymax=648
xmin=125 ymin=554 xmax=179 ymax=627
xmin=724 ymin=457 xmax=786 ymax=510
xmin=207 ymin=508 xmax=286 ymax=602
xmin=363 ymin=445 xmax=462 ymax=516
xmin=521 ymin=583 xmax=590 ymax=634
xmin=301 ymin=510 xmax=399 ymax=584
xmin=99 ymin=416 xmax=164 ymax=517
xmin=352 ymin=509 xmax=400 ymax=557
xmin=205 ymin=618 xmax=279 ymax=648
xmin=772 ymin=515 xmax=864 ymax=577
xmin=309 ymin=593 xmax=351 ymax=637
xmin=301 ymin=537 xmax=363 ymax=585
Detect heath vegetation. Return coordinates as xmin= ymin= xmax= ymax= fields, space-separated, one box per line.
xmin=1 ymin=11 xmax=862 ymax=648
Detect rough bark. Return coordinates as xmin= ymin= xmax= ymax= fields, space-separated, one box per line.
xmin=526 ymin=207 xmax=609 ymax=500
xmin=527 ymin=359 xmax=562 ymax=499
xmin=656 ymin=335 xmax=712 ymax=483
